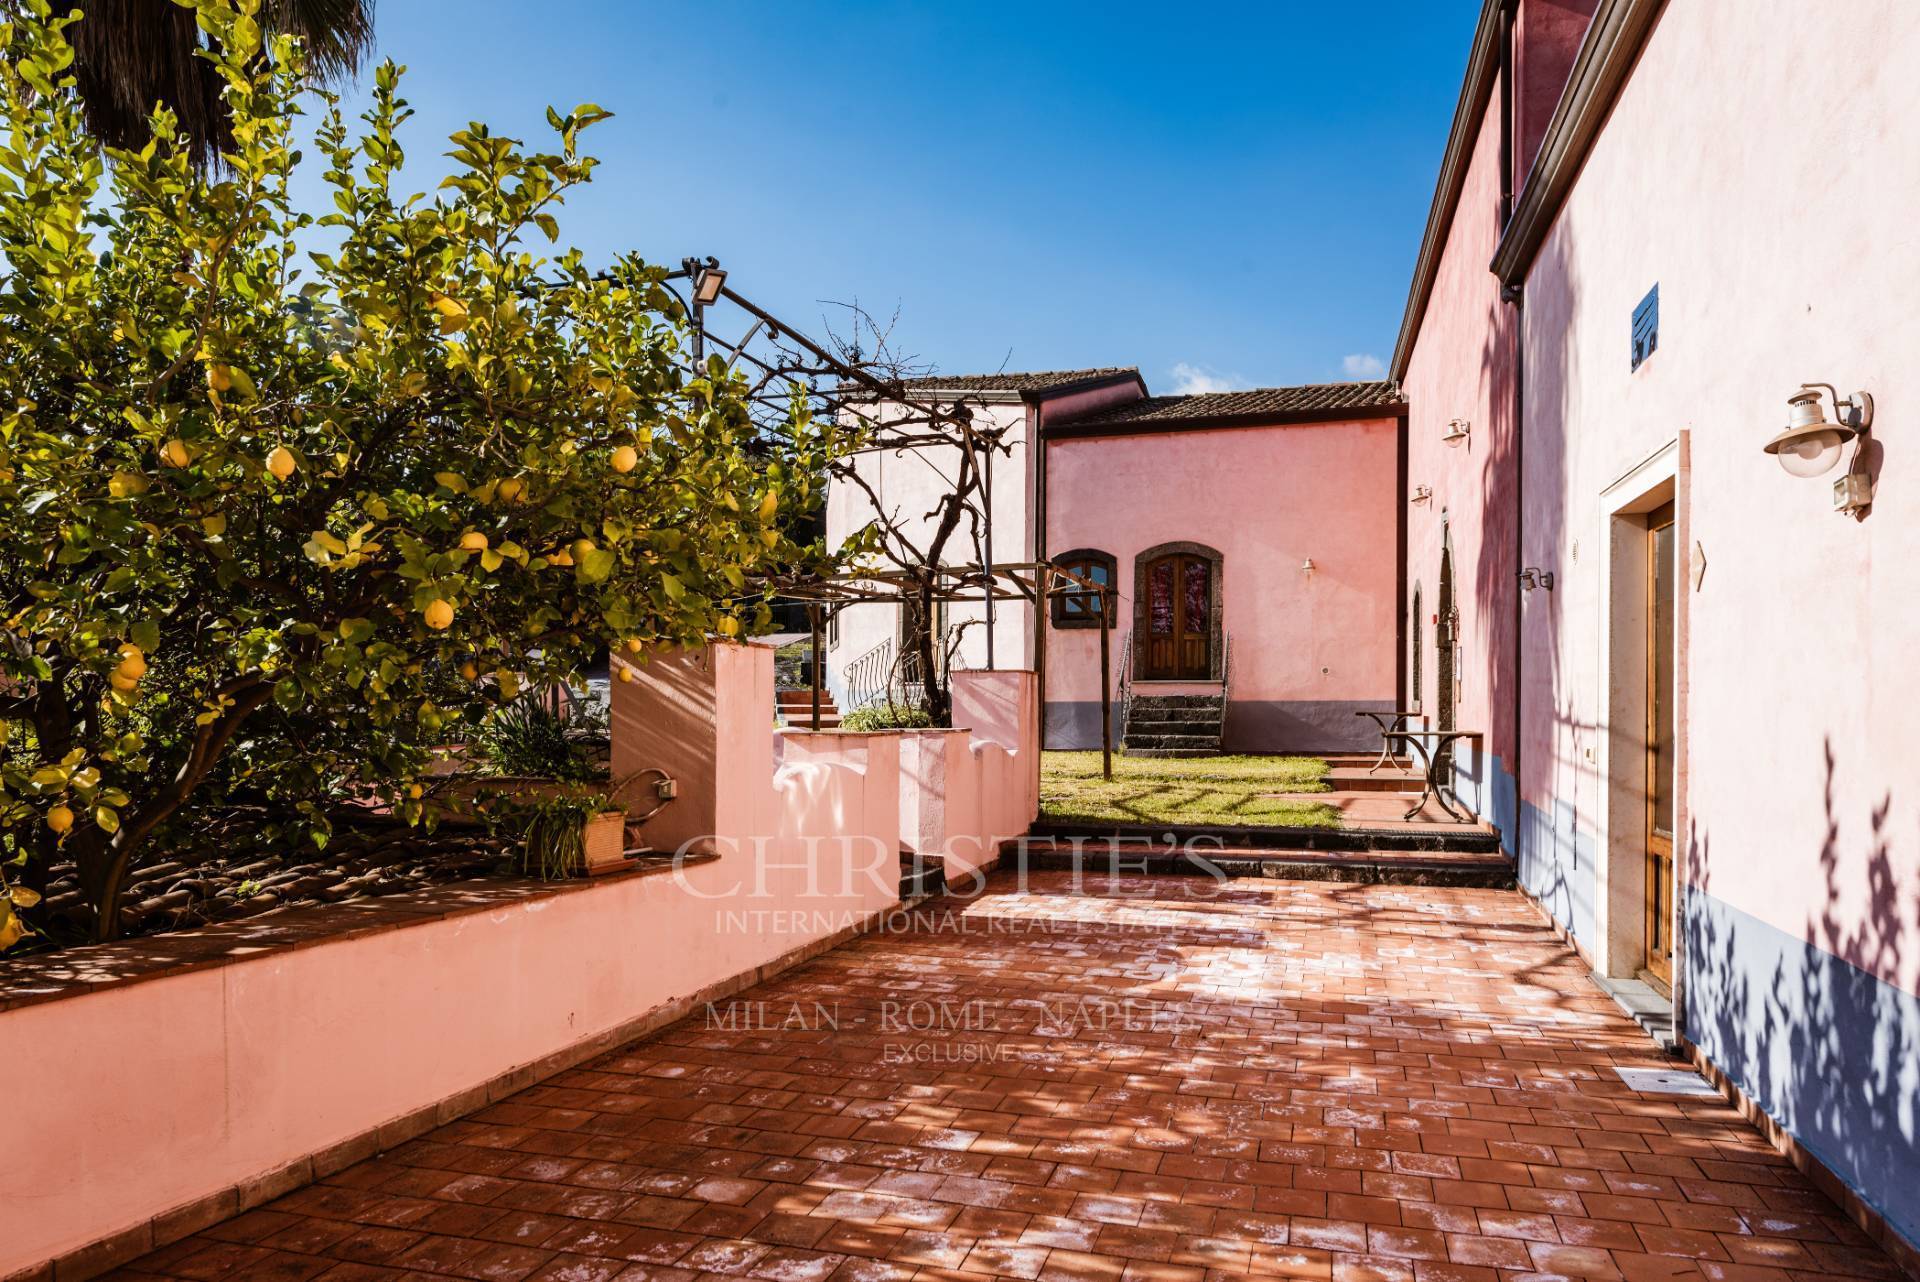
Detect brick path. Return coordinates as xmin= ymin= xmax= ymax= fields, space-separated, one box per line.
xmin=108 ymin=872 xmax=1904 ymax=1282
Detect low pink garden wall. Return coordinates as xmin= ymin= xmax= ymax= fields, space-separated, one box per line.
xmin=5 ymin=643 xmax=1037 ymax=1280
xmin=2 ymin=847 xmax=888 ymax=1280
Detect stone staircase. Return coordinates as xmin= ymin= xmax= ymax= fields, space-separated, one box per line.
xmin=1123 ymin=692 xmax=1224 ymax=758
xmin=1018 ymin=747 xmax=1510 ymax=885
xmin=776 ymin=687 xmax=841 ymax=729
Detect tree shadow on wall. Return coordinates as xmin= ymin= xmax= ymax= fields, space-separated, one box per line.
xmin=1484 ymin=223 xmax=1591 ymax=936
xmin=1685 ymin=737 xmax=1918 ymax=1247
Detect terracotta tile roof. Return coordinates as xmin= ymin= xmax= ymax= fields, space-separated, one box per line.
xmin=892 ymin=367 xmax=1138 ymax=394
xmin=1072 ymin=380 xmax=1404 ymax=427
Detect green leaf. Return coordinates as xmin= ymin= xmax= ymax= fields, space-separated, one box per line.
xmin=578 ymin=547 xmax=615 ymax=584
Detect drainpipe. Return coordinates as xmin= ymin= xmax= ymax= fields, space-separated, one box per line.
xmin=1030 ymin=399 xmax=1048 ymax=740
xmin=1500 ymin=0 xmax=1525 ymax=867
xmin=1505 ymin=281 xmax=1525 ymax=867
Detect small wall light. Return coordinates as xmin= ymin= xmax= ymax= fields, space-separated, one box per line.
xmin=1766 ymin=384 xmax=1871 ymax=479
xmin=1300 ymin=558 xmax=1315 ymax=576
xmin=1410 ymin=484 xmax=1433 ymax=506
xmin=1442 ymin=418 xmax=1471 ymax=447
xmin=691 ymin=257 xmax=727 ymax=306
xmin=1518 ymin=567 xmax=1555 ymax=592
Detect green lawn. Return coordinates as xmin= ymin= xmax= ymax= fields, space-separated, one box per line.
xmin=1040 ymin=751 xmax=1338 ymax=829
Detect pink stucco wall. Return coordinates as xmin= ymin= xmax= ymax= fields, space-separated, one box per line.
xmin=4 ymin=848 xmax=892 ymax=1278
xmin=1400 ymin=61 xmax=1520 ymax=829
xmin=1043 ymin=419 xmax=1400 ymax=751
xmin=1514 ymin=0 xmax=1920 ymax=1243
xmin=615 ymin=644 xmax=1038 ymax=885
xmin=1512 ymin=0 xmax=1599 ymax=187
xmin=1520 ymin=0 xmax=1920 ymax=993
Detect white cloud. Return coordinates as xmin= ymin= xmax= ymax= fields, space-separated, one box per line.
xmin=1168 ymin=361 xmax=1248 ymax=395
xmin=1342 ymin=353 xmax=1387 ymax=380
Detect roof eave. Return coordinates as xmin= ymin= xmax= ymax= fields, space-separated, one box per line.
xmin=1388 ymin=0 xmax=1507 ymax=383
xmin=1019 ymin=369 xmax=1150 ymax=406
xmin=869 ymin=369 xmax=1145 ymax=406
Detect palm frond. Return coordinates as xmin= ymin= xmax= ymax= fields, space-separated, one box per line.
xmin=55 ymin=0 xmax=375 ymax=167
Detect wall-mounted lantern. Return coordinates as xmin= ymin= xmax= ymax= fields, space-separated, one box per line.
xmin=1518 ymin=567 xmax=1555 ymax=592
xmin=1765 ymin=383 xmax=1874 ymax=511
xmin=1300 ymin=558 xmax=1315 ymax=577
xmin=1441 ymin=418 xmax=1471 ymax=447
xmin=691 ymin=258 xmax=728 ymax=306
xmin=1410 ymin=484 xmax=1433 ymax=506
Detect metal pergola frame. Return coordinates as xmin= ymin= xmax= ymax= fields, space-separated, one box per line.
xmin=774 ymin=559 xmax=1118 ymax=779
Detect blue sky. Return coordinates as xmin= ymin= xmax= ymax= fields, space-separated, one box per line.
xmin=306 ymin=2 xmax=1475 ymax=393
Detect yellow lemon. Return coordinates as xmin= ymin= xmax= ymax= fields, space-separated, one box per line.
xmin=716 ymin=616 xmax=741 ymax=638
xmin=610 ymin=445 xmax=638 ymax=473
xmin=160 ymin=439 xmax=192 ymax=469
xmin=407 ymin=783 xmax=423 ymax=800
xmin=46 ymin=804 xmax=73 ymax=834
xmin=547 ymin=549 xmax=574 ymax=567
xmin=108 ymin=471 xmax=147 ymax=498
xmin=459 ymin=660 xmax=479 ymax=682
xmin=115 ymin=644 xmax=147 ymax=680
xmin=495 ymin=477 xmax=524 ymax=502
xmin=206 ymin=363 xmax=232 ymax=393
xmin=265 ymin=446 xmax=297 ymax=480
xmin=459 ymin=531 xmax=489 ymax=552
xmin=423 ymin=599 xmax=455 ymax=631
xmin=624 ymin=638 xmax=643 ymax=654
xmin=617 ymin=665 xmax=634 ymax=683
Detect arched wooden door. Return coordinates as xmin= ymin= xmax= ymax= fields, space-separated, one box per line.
xmin=1142 ymin=553 xmax=1211 ymax=680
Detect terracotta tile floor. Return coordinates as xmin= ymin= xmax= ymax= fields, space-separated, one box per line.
xmin=108 ymin=872 xmax=1906 ymax=1282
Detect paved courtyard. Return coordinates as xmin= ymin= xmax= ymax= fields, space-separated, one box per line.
xmin=109 ymin=872 xmax=1903 ymax=1282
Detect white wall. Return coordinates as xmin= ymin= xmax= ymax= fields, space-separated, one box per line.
xmin=824 ymin=400 xmax=1034 ymax=705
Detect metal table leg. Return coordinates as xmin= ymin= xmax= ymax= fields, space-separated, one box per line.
xmin=1362 ymin=711 xmax=1411 ymax=774
xmin=1393 ymin=733 xmax=1437 ymax=821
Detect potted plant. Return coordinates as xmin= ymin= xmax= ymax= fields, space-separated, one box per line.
xmin=518 ymin=792 xmax=632 ymax=880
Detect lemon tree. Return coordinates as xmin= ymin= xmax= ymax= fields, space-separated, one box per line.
xmin=0 ymin=0 xmax=833 ymax=942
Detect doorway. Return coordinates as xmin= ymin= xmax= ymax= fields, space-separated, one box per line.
xmin=1141 ymin=552 xmax=1211 ymax=680
xmin=1643 ymin=501 xmax=1677 ymax=987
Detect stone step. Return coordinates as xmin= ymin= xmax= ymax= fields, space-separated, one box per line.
xmin=1022 ymin=818 xmax=1505 ymax=856
xmin=1123 ymin=733 xmax=1221 ymax=749
xmin=1324 ymin=767 xmax=1429 ymax=793
xmin=1123 ymin=747 xmax=1222 ymax=759
xmin=1126 ymin=717 xmax=1223 ymax=735
xmin=1121 ymin=725 xmax=1228 ymax=744
xmin=1006 ymin=837 xmax=1513 ymax=888
xmin=1593 ymin=976 xmax=1678 ymax=1052
xmin=1126 ymin=707 xmax=1221 ymax=725
xmin=1130 ymin=694 xmax=1223 ymax=710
